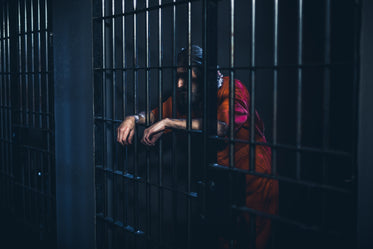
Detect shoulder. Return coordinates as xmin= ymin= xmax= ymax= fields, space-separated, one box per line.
xmin=218 ymin=76 xmax=250 ymax=100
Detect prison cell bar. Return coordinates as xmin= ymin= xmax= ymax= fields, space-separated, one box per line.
xmin=296 ymin=0 xmax=303 ymax=181
xmin=17 ymin=0 xmax=24 ymax=221
xmin=37 ymin=0 xmax=42 ymax=128
xmin=36 ymin=0 xmax=45 ymax=229
xmin=145 ymin=0 xmax=151 ymax=247
xmin=24 ymin=1 xmax=29 ymax=127
xmin=249 ymin=0 xmax=257 ymax=247
xmin=114 ymin=0 xmax=122 ymax=244
xmin=31 ymin=0 xmax=35 ymax=127
xmin=1 ymin=2 xmax=4 ymax=206
xmin=270 ymin=0 xmax=279 ymax=247
xmin=321 ymin=0 xmax=331 ymax=230
xmin=351 ymin=0 xmax=361 ymax=244
xmin=45 ymin=0 xmax=55 ymax=234
xmin=8 ymin=0 xmax=14 ymax=220
xmin=228 ymin=0 xmax=236 ymax=248
xmin=5 ymin=3 xmax=10 ymax=199
xmin=187 ymin=2 xmax=193 ymax=249
xmin=101 ymin=0 xmax=108 ymax=246
xmin=132 ymin=0 xmax=143 ymax=245
xmin=171 ymin=1 xmax=178 ymax=246
xmin=157 ymin=1 xmax=164 ymax=247
xmin=0 ymin=2 xmax=3 ymax=206
xmin=23 ymin=0 xmax=30 ymax=224
xmin=121 ymin=0 xmax=129 ymax=247
xmin=272 ymin=0 xmax=278 ymax=178
xmin=0 ymin=1 xmax=11 ymax=210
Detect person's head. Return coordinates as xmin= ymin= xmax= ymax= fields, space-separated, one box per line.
xmin=176 ymin=45 xmax=203 ymax=115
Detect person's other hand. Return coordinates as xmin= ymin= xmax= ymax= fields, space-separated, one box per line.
xmin=141 ymin=119 xmax=168 ymax=146
xmin=117 ymin=116 xmax=136 ymax=145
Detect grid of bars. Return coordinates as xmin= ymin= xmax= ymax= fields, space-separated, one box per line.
xmin=93 ymin=0 xmax=359 ymax=249
xmin=0 ymin=0 xmax=55 ymax=245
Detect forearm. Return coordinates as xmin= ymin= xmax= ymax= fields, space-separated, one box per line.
xmin=164 ymin=118 xmax=202 ymax=130
xmin=164 ymin=118 xmax=228 ymax=136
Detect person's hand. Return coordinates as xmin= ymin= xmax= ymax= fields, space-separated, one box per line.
xmin=117 ymin=116 xmax=136 ymax=145
xmin=141 ymin=118 xmax=169 ymax=146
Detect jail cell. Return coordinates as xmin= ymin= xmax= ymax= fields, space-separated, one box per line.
xmin=93 ymin=0 xmax=358 ymax=249
xmin=0 ymin=0 xmax=55 ymax=247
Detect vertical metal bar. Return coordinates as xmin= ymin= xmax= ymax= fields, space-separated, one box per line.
xmin=145 ymin=0 xmax=151 ymax=247
xmin=26 ymin=0 xmax=33 ymax=224
xmin=133 ymin=0 xmax=140 ymax=245
xmin=229 ymin=0 xmax=236 ymax=170
xmin=20 ymin=0 xmax=27 ymax=223
xmin=121 ymin=0 xmax=128 ymax=247
xmin=36 ymin=0 xmax=45 ymax=234
xmin=31 ymin=0 xmax=35 ymax=127
xmin=0 ymin=3 xmax=3 ymax=204
xmin=171 ymin=0 xmax=178 ymax=244
xmin=296 ymin=0 xmax=303 ymax=180
xmin=249 ymin=0 xmax=256 ymax=173
xmin=5 ymin=4 xmax=8 ymax=190
xmin=272 ymin=0 xmax=278 ymax=176
xmin=8 ymin=0 xmax=13 ymax=208
xmin=18 ymin=0 xmax=23 ymax=125
xmin=37 ymin=0 xmax=42 ymax=127
xmin=229 ymin=1 xmax=236 ymax=248
xmin=25 ymin=0 xmax=29 ymax=126
xmin=249 ymin=0 xmax=256 ymax=248
xmin=45 ymin=0 xmax=52 ymax=213
xmin=111 ymin=1 xmax=117 ymax=242
xmin=101 ymin=0 xmax=108 ymax=247
xmin=8 ymin=0 xmax=12 ymax=207
xmin=321 ymin=0 xmax=331 ymax=229
xmin=0 ymin=3 xmax=4 ymax=206
xmin=270 ymin=1 xmax=279 ymax=248
xmin=352 ymin=1 xmax=361 ymax=247
xmin=158 ymin=0 xmax=164 ymax=247
xmin=187 ymin=2 xmax=192 ymax=248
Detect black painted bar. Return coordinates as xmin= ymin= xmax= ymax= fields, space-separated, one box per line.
xmin=321 ymin=0 xmax=331 ymax=229
xmin=52 ymin=0 xmax=95 ymax=248
xmin=229 ymin=1 xmax=236 ymax=248
xmin=249 ymin=0 xmax=256 ymax=173
xmin=158 ymin=0 xmax=164 ymax=247
xmin=272 ymin=0 xmax=278 ymax=176
xmin=295 ymin=0 xmax=303 ymax=181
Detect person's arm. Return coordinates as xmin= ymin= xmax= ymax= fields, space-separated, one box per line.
xmin=117 ymin=112 xmax=156 ymax=145
xmin=141 ymin=118 xmax=228 ymax=146
xmin=164 ymin=118 xmax=228 ymax=136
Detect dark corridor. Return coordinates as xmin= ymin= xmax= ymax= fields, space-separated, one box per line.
xmin=1 ymin=0 xmax=373 ymax=249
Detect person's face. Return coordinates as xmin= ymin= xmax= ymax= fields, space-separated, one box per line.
xmin=176 ymin=67 xmax=201 ymax=115
xmin=176 ymin=67 xmax=199 ymax=92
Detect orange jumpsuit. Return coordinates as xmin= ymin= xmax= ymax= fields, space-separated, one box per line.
xmin=152 ymin=76 xmax=279 ymax=249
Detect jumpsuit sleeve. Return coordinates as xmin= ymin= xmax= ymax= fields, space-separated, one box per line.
xmin=217 ymin=79 xmax=250 ymax=132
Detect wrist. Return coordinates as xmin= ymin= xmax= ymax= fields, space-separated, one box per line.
xmin=132 ymin=115 xmax=139 ymax=123
xmin=163 ymin=118 xmax=171 ymax=128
